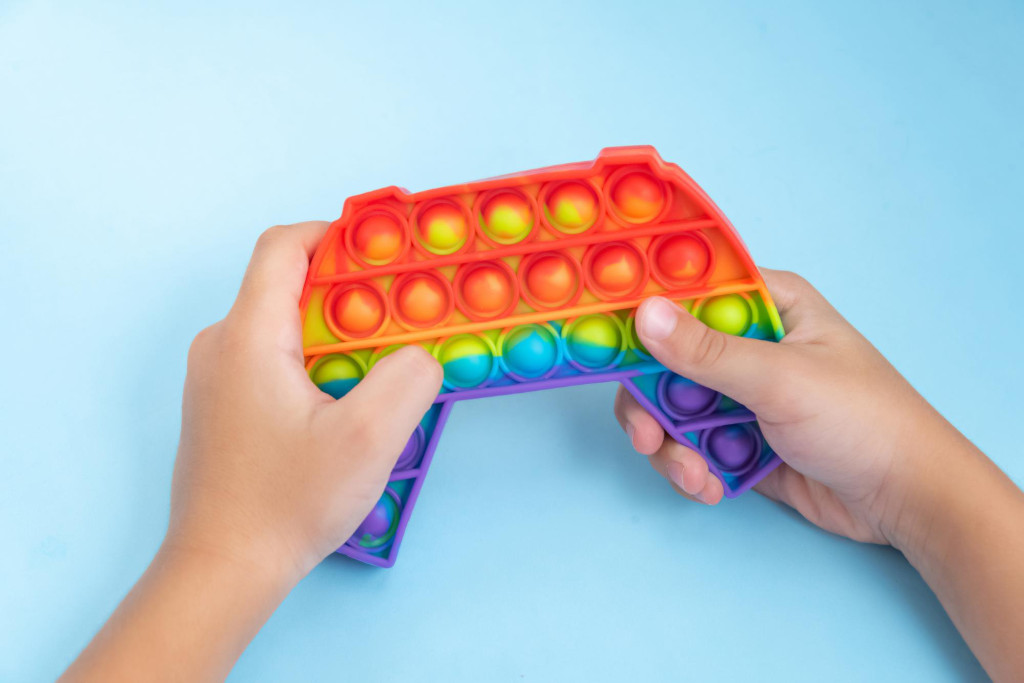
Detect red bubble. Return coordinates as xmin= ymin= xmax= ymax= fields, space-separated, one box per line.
xmin=520 ymin=252 xmax=580 ymax=308
xmin=456 ymin=262 xmax=516 ymax=319
xmin=651 ymin=234 xmax=712 ymax=287
xmin=392 ymin=272 xmax=453 ymax=328
xmin=328 ymin=283 xmax=386 ymax=339
xmin=610 ymin=171 xmax=666 ymax=224
xmin=587 ymin=242 xmax=646 ymax=298
xmin=352 ymin=211 xmax=405 ymax=265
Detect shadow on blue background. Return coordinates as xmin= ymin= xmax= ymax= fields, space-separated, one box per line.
xmin=2 ymin=1 xmax=1020 ymax=680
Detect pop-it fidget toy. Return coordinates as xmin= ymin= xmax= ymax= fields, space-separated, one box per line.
xmin=300 ymin=146 xmax=785 ymax=567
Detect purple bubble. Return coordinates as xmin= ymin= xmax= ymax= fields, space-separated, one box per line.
xmin=346 ymin=488 xmax=401 ymax=550
xmin=704 ymin=423 xmax=761 ymax=473
xmin=394 ymin=425 xmax=426 ymax=471
xmin=657 ymin=373 xmax=720 ymax=419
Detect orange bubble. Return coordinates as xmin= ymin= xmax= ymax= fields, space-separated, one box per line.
xmin=543 ymin=181 xmax=599 ymax=234
xmin=392 ymin=272 xmax=453 ymax=328
xmin=351 ymin=211 xmax=405 ymax=265
xmin=610 ymin=171 xmax=665 ymax=224
xmin=328 ymin=283 xmax=386 ymax=338
xmin=457 ymin=262 xmax=516 ymax=319
xmin=587 ymin=243 xmax=646 ymax=298
xmin=415 ymin=200 xmax=469 ymax=255
xmin=520 ymin=252 xmax=580 ymax=308
xmin=651 ymin=234 xmax=711 ymax=287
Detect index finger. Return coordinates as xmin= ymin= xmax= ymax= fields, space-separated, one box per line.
xmin=231 ymin=221 xmax=330 ymax=327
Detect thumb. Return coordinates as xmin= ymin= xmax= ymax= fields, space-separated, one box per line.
xmin=636 ymin=296 xmax=789 ymax=409
xmin=329 ymin=346 xmax=443 ymax=473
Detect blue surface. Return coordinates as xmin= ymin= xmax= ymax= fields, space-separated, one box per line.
xmin=1 ymin=1 xmax=1021 ymax=680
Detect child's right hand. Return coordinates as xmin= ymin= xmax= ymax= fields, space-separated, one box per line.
xmin=615 ymin=269 xmax=1024 ymax=681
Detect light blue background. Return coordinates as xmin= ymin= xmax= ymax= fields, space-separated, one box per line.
xmin=2 ymin=1 xmax=1021 ymax=680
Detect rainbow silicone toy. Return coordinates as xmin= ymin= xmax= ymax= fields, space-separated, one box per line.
xmin=300 ymin=146 xmax=784 ymax=567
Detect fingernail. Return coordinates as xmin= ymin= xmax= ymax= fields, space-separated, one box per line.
xmin=640 ymin=297 xmax=678 ymax=341
xmin=625 ymin=422 xmax=637 ymax=448
xmin=666 ymin=460 xmax=685 ymax=489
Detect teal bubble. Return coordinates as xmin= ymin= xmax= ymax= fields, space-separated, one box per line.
xmin=565 ymin=315 xmax=623 ymax=369
xmin=437 ymin=334 xmax=495 ymax=388
xmin=503 ymin=324 xmax=559 ymax=378
xmin=318 ymin=377 xmax=361 ymax=399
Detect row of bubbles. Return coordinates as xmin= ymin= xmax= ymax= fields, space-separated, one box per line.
xmin=343 ymin=169 xmax=678 ymax=268
xmin=323 ymin=237 xmax=722 ymax=340
xmin=310 ymin=293 xmax=760 ymax=394
xmin=343 ymin=426 xmax=427 ymax=554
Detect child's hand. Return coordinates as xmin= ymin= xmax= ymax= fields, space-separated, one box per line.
xmin=169 ymin=222 xmax=443 ymax=580
xmin=615 ymin=269 xmax=974 ymax=546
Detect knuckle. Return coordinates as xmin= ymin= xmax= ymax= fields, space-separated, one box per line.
xmin=686 ymin=325 xmax=728 ymax=369
xmin=187 ymin=323 xmax=220 ymax=366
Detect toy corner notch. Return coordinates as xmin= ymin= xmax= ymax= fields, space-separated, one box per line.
xmin=595 ymin=145 xmax=665 ymax=165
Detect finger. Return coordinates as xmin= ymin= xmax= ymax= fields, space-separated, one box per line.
xmin=648 ymin=438 xmax=719 ymax=504
xmin=636 ymin=296 xmax=793 ymax=407
xmin=232 ymin=221 xmax=331 ymax=327
xmin=330 ymin=346 xmax=443 ymax=472
xmin=613 ymin=385 xmax=665 ymax=455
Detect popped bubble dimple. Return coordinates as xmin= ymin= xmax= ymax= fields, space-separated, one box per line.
xmin=585 ymin=242 xmax=648 ymax=299
xmin=349 ymin=208 xmax=406 ymax=266
xmin=500 ymin=323 xmax=560 ymax=379
xmin=697 ymin=294 xmax=754 ymax=336
xmin=310 ymin=354 xmax=365 ymax=399
xmin=346 ymin=488 xmax=401 ymax=551
xmin=327 ymin=282 xmax=387 ymax=339
xmin=455 ymin=261 xmax=517 ymax=320
xmin=609 ymin=170 xmax=666 ymax=224
xmin=519 ymin=252 xmax=581 ymax=309
xmin=703 ymin=423 xmax=761 ymax=473
xmin=564 ymin=313 xmax=625 ymax=370
xmin=542 ymin=180 xmax=600 ymax=234
xmin=478 ymin=190 xmax=534 ymax=245
xmin=394 ymin=425 xmax=426 ymax=471
xmin=650 ymin=233 xmax=712 ymax=288
xmin=414 ymin=200 xmax=469 ymax=255
xmin=435 ymin=334 xmax=496 ymax=389
xmin=392 ymin=271 xmax=453 ymax=329
xmin=657 ymin=373 xmax=720 ymax=419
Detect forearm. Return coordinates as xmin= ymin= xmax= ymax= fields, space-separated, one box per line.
xmin=62 ymin=542 xmax=299 ymax=682
xmin=889 ymin=425 xmax=1024 ymax=681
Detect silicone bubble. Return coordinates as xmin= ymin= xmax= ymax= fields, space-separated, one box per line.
xmin=657 ymin=373 xmax=720 ymax=419
xmin=347 ymin=207 xmax=407 ymax=266
xmin=650 ymin=233 xmax=712 ymax=288
xmin=455 ymin=261 xmax=517 ymax=320
xmin=326 ymin=282 xmax=388 ymax=339
xmin=499 ymin=323 xmax=560 ymax=380
xmin=435 ymin=334 xmax=496 ymax=389
xmin=585 ymin=242 xmax=648 ymax=299
xmin=346 ymin=488 xmax=402 ymax=551
xmin=414 ymin=199 xmax=469 ymax=255
xmin=696 ymin=294 xmax=754 ymax=336
xmin=394 ymin=425 xmax=426 ymax=471
xmin=542 ymin=180 xmax=600 ymax=234
xmin=702 ymin=423 xmax=761 ymax=474
xmin=519 ymin=251 xmax=581 ymax=309
xmin=563 ymin=313 xmax=625 ymax=370
xmin=391 ymin=271 xmax=454 ymax=329
xmin=310 ymin=354 xmax=366 ymax=399
xmin=478 ymin=190 xmax=534 ymax=245
xmin=608 ymin=170 xmax=666 ymax=224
